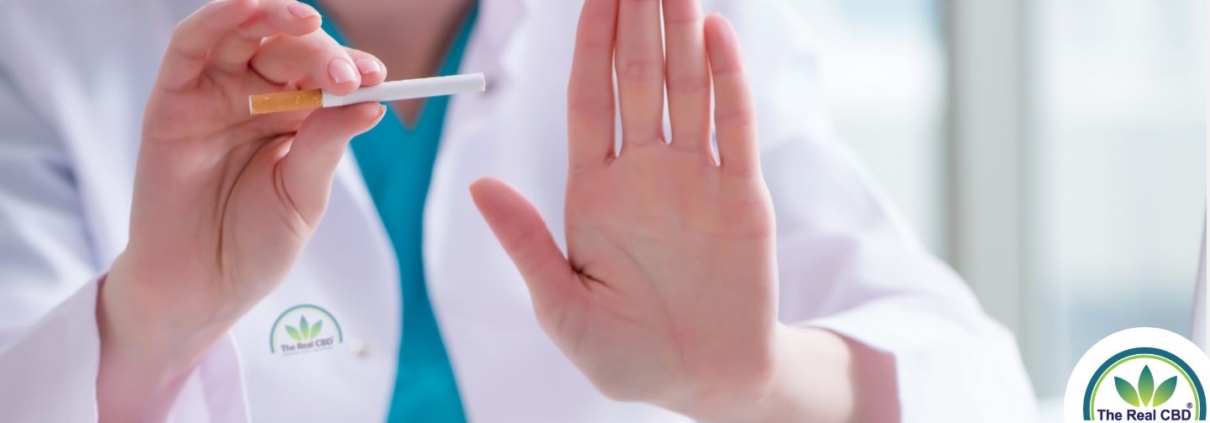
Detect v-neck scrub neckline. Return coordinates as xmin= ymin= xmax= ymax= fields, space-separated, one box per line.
xmin=301 ymin=1 xmax=479 ymax=421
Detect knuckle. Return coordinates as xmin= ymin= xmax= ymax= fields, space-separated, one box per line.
xmin=350 ymin=103 xmax=384 ymax=122
xmin=618 ymin=59 xmax=665 ymax=83
xmin=170 ymin=20 xmax=190 ymax=37
xmin=576 ymin=35 xmax=614 ymax=52
xmin=710 ymin=64 xmax=745 ymax=79
xmin=590 ymin=377 xmax=645 ymax=403
xmin=301 ymin=40 xmax=331 ymax=59
xmin=195 ymin=7 xmax=233 ymax=32
xmin=714 ymin=107 xmax=755 ymax=129
xmin=624 ymin=130 xmax=666 ymax=147
xmin=568 ymin=94 xmax=615 ymax=117
xmin=233 ymin=23 xmax=268 ymax=43
xmin=721 ymin=160 xmax=761 ymax=179
xmin=666 ymin=74 xmax=710 ymax=95
xmin=664 ymin=12 xmax=703 ymax=26
xmin=252 ymin=34 xmax=288 ymax=58
xmin=168 ymin=22 xmax=203 ymax=50
xmin=670 ymin=129 xmax=710 ymax=146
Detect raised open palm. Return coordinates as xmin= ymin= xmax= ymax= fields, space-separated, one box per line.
xmin=471 ymin=0 xmax=779 ymax=416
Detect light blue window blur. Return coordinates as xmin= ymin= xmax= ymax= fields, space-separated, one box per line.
xmin=786 ymin=0 xmax=1206 ymax=416
xmin=787 ymin=0 xmax=949 ymax=256
xmin=1029 ymin=0 xmax=1206 ymax=399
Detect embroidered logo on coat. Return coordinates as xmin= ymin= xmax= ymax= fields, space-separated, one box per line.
xmin=270 ymin=305 xmax=344 ymax=356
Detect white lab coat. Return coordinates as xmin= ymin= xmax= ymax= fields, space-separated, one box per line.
xmin=0 ymin=0 xmax=1038 ymax=421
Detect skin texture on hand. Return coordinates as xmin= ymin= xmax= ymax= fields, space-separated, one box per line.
xmin=471 ymin=0 xmax=877 ymax=421
xmin=97 ymin=0 xmax=390 ymax=421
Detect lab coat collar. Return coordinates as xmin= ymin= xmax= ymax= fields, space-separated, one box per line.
xmin=481 ymin=0 xmax=533 ymax=84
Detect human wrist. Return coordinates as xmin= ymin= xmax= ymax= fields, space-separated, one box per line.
xmin=97 ymin=253 xmax=236 ymax=421
xmin=671 ymin=325 xmax=855 ymax=423
xmin=655 ymin=326 xmax=784 ymax=423
xmin=100 ymin=253 xmax=233 ymax=377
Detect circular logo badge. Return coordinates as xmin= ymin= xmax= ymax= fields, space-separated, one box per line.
xmin=1065 ymin=328 xmax=1210 ymax=421
xmin=269 ymin=304 xmax=344 ymax=357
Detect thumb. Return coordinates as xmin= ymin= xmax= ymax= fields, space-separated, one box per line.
xmin=469 ymin=178 xmax=583 ymax=320
xmin=281 ymin=103 xmax=385 ymax=224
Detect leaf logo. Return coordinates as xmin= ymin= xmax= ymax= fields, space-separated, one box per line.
xmin=269 ymin=305 xmax=343 ymax=354
xmin=284 ymin=316 xmax=324 ymax=342
xmin=1115 ymin=365 xmax=1179 ymax=408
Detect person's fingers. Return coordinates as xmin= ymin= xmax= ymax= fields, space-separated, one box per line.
xmin=346 ymin=49 xmax=388 ymax=87
xmin=280 ymin=103 xmax=385 ymax=223
xmin=615 ymin=0 xmax=667 ymax=150
xmin=271 ymin=48 xmax=387 ymax=88
xmin=662 ymin=0 xmax=712 ymax=158
xmin=211 ymin=0 xmax=322 ymax=72
xmin=567 ymin=0 xmax=620 ymax=170
xmin=157 ymin=0 xmax=259 ymax=91
xmin=469 ymin=178 xmax=584 ymax=326
xmin=250 ymin=31 xmax=363 ymax=94
xmin=705 ymin=14 xmax=759 ymax=177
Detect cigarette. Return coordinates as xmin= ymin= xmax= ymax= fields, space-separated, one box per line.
xmin=248 ymin=73 xmax=487 ymax=115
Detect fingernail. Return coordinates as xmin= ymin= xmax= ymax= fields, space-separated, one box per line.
xmin=373 ymin=105 xmax=388 ymax=125
xmin=328 ymin=59 xmax=358 ymax=84
xmin=355 ymin=58 xmax=382 ymax=75
xmin=287 ymin=2 xmax=318 ymax=18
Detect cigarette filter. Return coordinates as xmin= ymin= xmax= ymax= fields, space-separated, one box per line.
xmin=249 ymin=73 xmax=486 ymax=115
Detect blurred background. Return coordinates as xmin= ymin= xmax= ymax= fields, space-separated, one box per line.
xmin=783 ymin=0 xmax=1207 ymax=418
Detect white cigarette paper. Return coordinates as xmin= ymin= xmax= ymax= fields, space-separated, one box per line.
xmin=323 ymin=73 xmax=486 ymax=107
xmin=249 ymin=73 xmax=487 ymax=115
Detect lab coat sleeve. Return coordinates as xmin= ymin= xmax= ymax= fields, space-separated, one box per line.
xmin=713 ymin=0 xmax=1039 ymax=421
xmin=0 ymin=42 xmax=249 ymax=422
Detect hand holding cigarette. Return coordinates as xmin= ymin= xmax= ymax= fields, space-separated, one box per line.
xmin=96 ymin=1 xmax=476 ymax=420
xmin=249 ymin=73 xmax=486 ymax=115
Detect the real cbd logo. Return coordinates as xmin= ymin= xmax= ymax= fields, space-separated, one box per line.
xmin=271 ymin=306 xmax=342 ymax=356
xmin=1099 ymin=364 xmax=1194 ymax=421
xmin=1115 ymin=365 xmax=1179 ymax=409
xmin=1063 ymin=329 xmax=1208 ymax=422
xmin=285 ymin=316 xmax=324 ymax=342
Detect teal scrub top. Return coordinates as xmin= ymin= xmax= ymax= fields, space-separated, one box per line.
xmin=302 ymin=2 xmax=477 ymax=421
